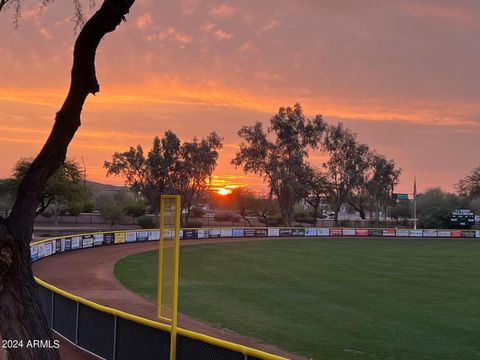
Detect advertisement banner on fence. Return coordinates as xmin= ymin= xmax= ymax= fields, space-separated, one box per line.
xmin=197 ymin=229 xmax=209 ymax=239
xmin=343 ymin=229 xmax=355 ymax=236
xmin=291 ymin=228 xmax=305 ymax=237
xmin=232 ymin=229 xmax=245 ymax=237
xmin=44 ymin=242 xmax=53 ymax=257
xmin=104 ymin=233 xmax=115 ymax=245
xmin=82 ymin=235 xmax=94 ymax=248
xmin=383 ymin=229 xmax=396 ymax=237
xmin=355 ymin=229 xmax=369 ymax=236
xmin=163 ymin=229 xmax=174 ymax=239
xmin=255 ymin=229 xmax=268 ymax=237
xmin=220 ymin=229 xmax=233 ymax=237
xmin=136 ymin=231 xmax=149 ymax=242
xmin=125 ymin=232 xmax=137 ymax=243
xmin=114 ymin=232 xmax=125 ymax=244
xmin=437 ymin=230 xmax=451 ymax=237
xmin=183 ymin=229 xmax=198 ymax=239
xmin=31 ymin=245 xmax=38 ymax=261
xmin=317 ymin=228 xmax=330 ymax=236
xmin=64 ymin=238 xmax=72 ymax=251
xmin=244 ymin=229 xmax=256 ymax=237
xmin=368 ymin=229 xmax=383 ymax=237
xmin=148 ymin=230 xmax=160 ymax=241
xmin=71 ymin=237 xmax=81 ymax=250
xmin=409 ymin=230 xmax=423 ymax=237
xmin=268 ymin=228 xmax=280 ymax=237
xmin=396 ymin=229 xmax=409 ymax=237
xmin=93 ymin=234 xmax=104 ymax=246
xmin=476 ymin=230 xmax=480 ymax=238
xmin=451 ymin=230 xmax=462 ymax=238
xmin=461 ymin=230 xmax=476 ymax=238
xmin=305 ymin=228 xmax=317 ymax=236
xmin=423 ymin=230 xmax=437 ymax=237
xmin=55 ymin=239 xmax=61 ymax=253
xmin=279 ymin=228 xmax=292 ymax=237
xmin=37 ymin=243 xmax=46 ymax=259
xmin=209 ymin=229 xmax=221 ymax=238
xmin=329 ymin=229 xmax=342 ymax=236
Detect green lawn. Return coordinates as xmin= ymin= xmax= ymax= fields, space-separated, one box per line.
xmin=113 ymin=238 xmax=480 ymax=360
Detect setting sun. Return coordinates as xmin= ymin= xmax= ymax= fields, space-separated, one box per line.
xmin=217 ymin=187 xmax=232 ymax=196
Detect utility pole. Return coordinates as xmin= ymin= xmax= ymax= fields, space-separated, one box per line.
xmin=413 ymin=176 xmax=417 ymax=229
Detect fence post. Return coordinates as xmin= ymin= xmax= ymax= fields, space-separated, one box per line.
xmin=75 ymin=302 xmax=79 ymax=344
xmin=112 ymin=316 xmax=118 ymax=360
xmin=51 ymin=291 xmax=54 ymax=326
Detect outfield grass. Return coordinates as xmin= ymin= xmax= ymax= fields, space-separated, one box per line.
xmin=113 ymin=238 xmax=480 ymax=360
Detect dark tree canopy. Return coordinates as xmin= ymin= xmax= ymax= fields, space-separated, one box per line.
xmin=416 ymin=188 xmax=464 ymax=229
xmin=104 ymin=131 xmax=223 ymax=223
xmin=11 ymin=158 xmax=90 ymax=218
xmin=348 ymin=152 xmax=401 ymax=220
xmin=232 ymin=103 xmax=326 ymax=226
xmin=105 ymin=131 xmax=182 ymax=212
xmin=321 ymin=122 xmax=370 ymax=224
xmin=456 ymin=165 xmax=480 ymax=199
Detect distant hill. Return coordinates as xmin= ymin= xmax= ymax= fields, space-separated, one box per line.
xmin=85 ymin=180 xmax=127 ymax=194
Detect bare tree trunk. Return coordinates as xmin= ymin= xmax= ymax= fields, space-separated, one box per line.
xmin=0 ymin=1 xmax=135 ymax=359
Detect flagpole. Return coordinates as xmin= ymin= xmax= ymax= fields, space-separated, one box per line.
xmin=413 ymin=176 xmax=417 ymax=230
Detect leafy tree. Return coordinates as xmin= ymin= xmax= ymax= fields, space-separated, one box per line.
xmin=232 ymin=104 xmax=326 ymax=226
xmin=124 ymin=200 xmax=148 ymax=218
xmin=105 ymin=131 xmax=222 ymax=224
xmin=175 ymin=132 xmax=223 ymax=224
xmin=389 ymin=200 xmax=411 ymax=225
xmin=301 ymin=166 xmax=331 ymax=224
xmin=0 ymin=1 xmax=136 ymax=358
xmin=229 ymin=187 xmax=262 ymax=226
xmin=13 ymin=158 xmax=91 ymax=223
xmin=97 ymin=198 xmax=124 ymax=228
xmin=416 ymin=188 xmax=464 ymax=229
xmin=348 ymin=153 xmax=401 ymax=220
xmin=456 ymin=165 xmax=480 ymax=199
xmin=104 ymin=131 xmax=181 ymax=212
xmin=321 ymin=123 xmax=370 ymax=225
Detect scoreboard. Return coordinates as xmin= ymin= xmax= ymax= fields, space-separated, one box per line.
xmin=450 ymin=209 xmax=475 ymax=228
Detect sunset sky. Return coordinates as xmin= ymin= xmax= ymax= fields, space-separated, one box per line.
xmin=1 ymin=0 xmax=479 ymax=195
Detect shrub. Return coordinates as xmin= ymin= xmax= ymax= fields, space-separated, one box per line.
xmin=214 ymin=212 xmax=235 ymax=222
xmin=185 ymin=220 xmax=203 ymax=228
xmin=137 ymin=215 xmax=155 ymax=229
xmin=124 ymin=202 xmax=147 ymax=218
xmin=190 ymin=206 xmax=206 ymax=218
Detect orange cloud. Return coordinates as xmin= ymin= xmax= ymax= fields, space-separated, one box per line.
xmin=209 ymin=3 xmax=235 ymax=19
xmin=135 ymin=13 xmax=152 ymax=30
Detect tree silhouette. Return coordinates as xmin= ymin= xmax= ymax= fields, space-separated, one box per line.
xmin=0 ymin=1 xmax=136 ymax=359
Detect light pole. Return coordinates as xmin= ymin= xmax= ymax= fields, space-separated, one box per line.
xmin=413 ymin=177 xmax=417 ymax=229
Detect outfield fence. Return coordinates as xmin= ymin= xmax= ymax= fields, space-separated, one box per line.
xmin=31 ymin=227 xmax=480 ymax=359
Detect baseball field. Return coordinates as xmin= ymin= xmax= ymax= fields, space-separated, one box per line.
xmin=113 ymin=238 xmax=480 ymax=360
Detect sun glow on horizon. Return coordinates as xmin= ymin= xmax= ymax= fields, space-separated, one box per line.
xmin=216 ymin=187 xmax=232 ymax=196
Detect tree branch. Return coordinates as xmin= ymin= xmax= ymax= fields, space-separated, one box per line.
xmin=0 ymin=0 xmax=8 ymax=12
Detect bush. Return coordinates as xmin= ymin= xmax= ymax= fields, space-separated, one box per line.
xmin=82 ymin=201 xmax=95 ymax=213
xmin=338 ymin=220 xmax=352 ymax=227
xmin=137 ymin=215 xmax=155 ymax=229
xmin=124 ymin=202 xmax=147 ymax=218
xmin=190 ymin=206 xmax=206 ymax=218
xmin=67 ymin=202 xmax=83 ymax=216
xmin=185 ymin=220 xmax=202 ymax=228
xmin=214 ymin=212 xmax=235 ymax=222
